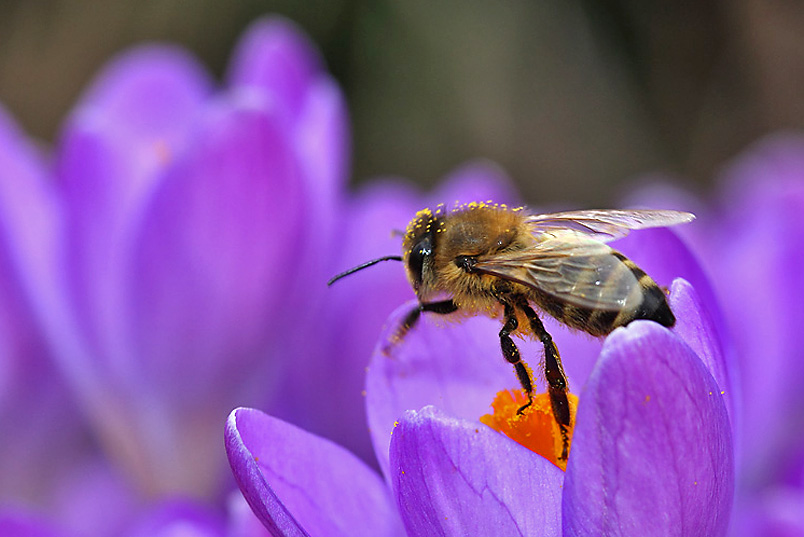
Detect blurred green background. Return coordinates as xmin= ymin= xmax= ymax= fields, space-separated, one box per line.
xmin=1 ymin=0 xmax=802 ymax=205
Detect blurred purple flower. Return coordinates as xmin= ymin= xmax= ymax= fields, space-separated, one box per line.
xmin=3 ymin=495 xmax=259 ymax=537
xmin=0 ymin=14 xmax=370 ymax=537
xmin=710 ymin=135 xmax=804 ymax=473
xmin=0 ymin=511 xmax=70 ymax=537
xmin=122 ymin=499 xmax=226 ymax=537
xmin=226 ymin=200 xmax=736 ymax=534
xmin=0 ymin=107 xmax=91 ymax=506
xmin=702 ymin=134 xmax=804 ymax=537
xmin=0 ymin=13 xmax=527 ymax=535
xmin=0 ymin=16 xmax=349 ymax=500
xmin=615 ymin=133 xmax=804 ymax=536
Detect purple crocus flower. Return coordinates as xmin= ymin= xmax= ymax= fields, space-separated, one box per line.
xmin=0 ymin=512 xmax=71 ymax=537
xmin=702 ymin=135 xmax=804 ymax=536
xmin=0 ymin=107 xmax=92 ymax=506
xmin=0 ymin=15 xmax=372 ymax=537
xmin=0 ymin=14 xmax=528 ymax=535
xmin=622 ymin=134 xmax=804 ymax=536
xmin=2 ymin=494 xmax=263 ymax=537
xmin=227 ymin=194 xmax=736 ymax=534
xmin=0 ymin=16 xmax=349 ymax=501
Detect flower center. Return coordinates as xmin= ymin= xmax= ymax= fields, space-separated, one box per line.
xmin=480 ymin=389 xmax=579 ymax=471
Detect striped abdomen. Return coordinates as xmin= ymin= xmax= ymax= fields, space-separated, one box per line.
xmin=531 ymin=251 xmax=674 ymax=337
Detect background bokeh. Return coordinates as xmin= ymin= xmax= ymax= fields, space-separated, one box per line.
xmin=2 ymin=0 xmax=803 ymax=205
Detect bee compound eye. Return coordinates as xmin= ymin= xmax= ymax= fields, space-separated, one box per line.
xmin=407 ymin=235 xmax=432 ymax=285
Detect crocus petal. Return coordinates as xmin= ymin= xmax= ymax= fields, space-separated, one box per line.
xmin=563 ymin=321 xmax=734 ymax=536
xmin=226 ymin=17 xmax=323 ymax=123
xmin=366 ymin=302 xmax=606 ymax=480
xmin=97 ymin=99 xmax=308 ymax=494
xmin=225 ymin=408 xmax=403 ymax=537
xmin=73 ymin=45 xmax=212 ymax=144
xmin=58 ymin=45 xmax=212 ymax=238
xmin=612 ymin=226 xmax=732 ymax=388
xmin=271 ymin=76 xmax=350 ymax=338
xmin=366 ymin=302 xmax=520 ymax=479
xmin=0 ymin=107 xmax=87 ymax=502
xmin=731 ymin=486 xmax=804 ymax=537
xmin=50 ymin=457 xmax=141 ymax=537
xmin=710 ymin=134 xmax=804 ymax=482
xmin=129 ymin=98 xmax=303 ymax=395
xmin=227 ymin=16 xmax=347 ymax=268
xmin=0 ymin=511 xmax=71 ymax=537
xmin=225 ymin=491 xmax=273 ymax=537
xmin=669 ymin=278 xmax=738 ymax=432
xmin=271 ymin=179 xmax=419 ymax=464
xmin=124 ymin=499 xmax=225 ymax=537
xmin=390 ymin=406 xmax=563 ymax=537
xmin=293 ymin=76 xmax=350 ymax=236
xmin=0 ymin=107 xmax=61 ymax=310
xmin=54 ymin=45 xmax=212 ymax=383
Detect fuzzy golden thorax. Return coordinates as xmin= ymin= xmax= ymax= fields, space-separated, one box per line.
xmin=401 ymin=203 xmax=533 ymax=311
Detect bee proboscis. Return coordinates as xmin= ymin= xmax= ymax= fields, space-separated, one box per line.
xmin=329 ymin=202 xmax=695 ymax=460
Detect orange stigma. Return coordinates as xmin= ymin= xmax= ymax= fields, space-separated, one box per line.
xmin=480 ymin=389 xmax=579 ymax=471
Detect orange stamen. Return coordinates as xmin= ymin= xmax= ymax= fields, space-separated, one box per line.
xmin=480 ymin=389 xmax=579 ymax=471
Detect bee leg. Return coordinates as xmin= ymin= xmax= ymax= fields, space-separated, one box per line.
xmin=519 ymin=301 xmax=571 ymax=461
xmin=498 ymin=303 xmax=535 ymax=412
xmin=393 ymin=299 xmax=458 ymax=341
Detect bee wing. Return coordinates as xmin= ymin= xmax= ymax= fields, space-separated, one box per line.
xmin=526 ymin=209 xmax=695 ymax=243
xmin=472 ymin=237 xmax=643 ymax=311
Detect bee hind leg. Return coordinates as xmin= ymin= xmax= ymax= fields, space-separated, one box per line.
xmin=518 ymin=300 xmax=571 ymax=461
xmin=498 ymin=303 xmax=535 ymax=414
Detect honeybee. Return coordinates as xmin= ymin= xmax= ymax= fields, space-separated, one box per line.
xmin=328 ymin=202 xmax=695 ymax=460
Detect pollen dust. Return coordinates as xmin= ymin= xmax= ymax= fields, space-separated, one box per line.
xmin=480 ymin=389 xmax=579 ymax=471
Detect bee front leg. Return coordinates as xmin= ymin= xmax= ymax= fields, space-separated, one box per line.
xmin=498 ymin=303 xmax=535 ymax=412
xmin=518 ymin=300 xmax=571 ymax=461
xmin=393 ymin=299 xmax=458 ymax=342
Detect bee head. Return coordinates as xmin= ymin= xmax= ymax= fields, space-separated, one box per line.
xmin=402 ymin=206 xmax=444 ymax=298
xmin=405 ymin=231 xmax=433 ymax=292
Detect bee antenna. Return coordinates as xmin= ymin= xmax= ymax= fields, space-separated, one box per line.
xmin=327 ymin=256 xmax=403 ymax=286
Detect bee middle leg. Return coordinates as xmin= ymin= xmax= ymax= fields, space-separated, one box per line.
xmin=516 ymin=298 xmax=571 ymax=460
xmin=498 ymin=303 xmax=535 ymax=412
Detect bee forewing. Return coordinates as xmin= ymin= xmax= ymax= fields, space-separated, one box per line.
xmin=526 ymin=209 xmax=695 ymax=243
xmin=472 ymin=237 xmax=643 ymax=311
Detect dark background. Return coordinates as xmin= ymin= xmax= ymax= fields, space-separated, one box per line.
xmin=1 ymin=0 xmax=802 ymax=205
